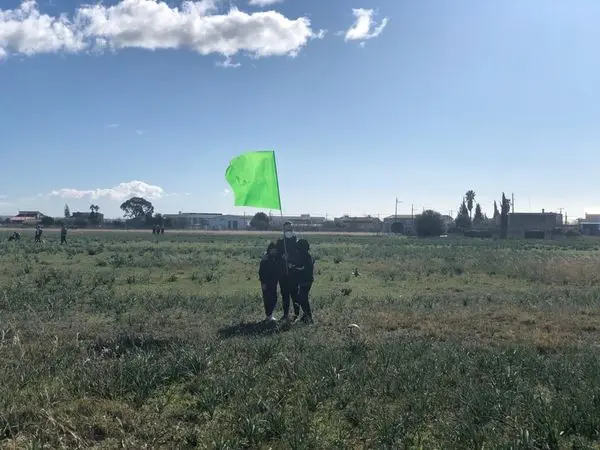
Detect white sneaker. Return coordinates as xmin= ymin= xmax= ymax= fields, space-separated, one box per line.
xmin=266 ymin=315 xmax=277 ymax=322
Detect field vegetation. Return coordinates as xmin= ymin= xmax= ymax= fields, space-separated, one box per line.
xmin=2 ymin=231 xmax=600 ymax=449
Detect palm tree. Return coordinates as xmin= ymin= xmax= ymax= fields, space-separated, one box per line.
xmin=89 ymin=204 xmax=100 ymax=223
xmin=465 ymin=190 xmax=476 ymax=220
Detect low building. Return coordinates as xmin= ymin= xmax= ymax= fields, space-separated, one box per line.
xmin=269 ymin=214 xmax=326 ymax=230
xmin=206 ymin=214 xmax=247 ymax=231
xmin=383 ymin=215 xmax=415 ymax=234
xmin=71 ymin=211 xmax=105 ymax=225
xmin=578 ymin=214 xmax=600 ymax=236
xmin=164 ymin=212 xmax=247 ymax=230
xmin=334 ymin=215 xmax=383 ymax=233
xmin=507 ymin=211 xmax=563 ymax=238
xmin=163 ymin=212 xmax=221 ymax=229
xmin=9 ymin=211 xmax=46 ymax=225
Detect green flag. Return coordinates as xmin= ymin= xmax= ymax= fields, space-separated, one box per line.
xmin=225 ymin=150 xmax=282 ymax=210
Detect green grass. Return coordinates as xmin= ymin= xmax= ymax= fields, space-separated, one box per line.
xmin=2 ymin=230 xmax=600 ymax=449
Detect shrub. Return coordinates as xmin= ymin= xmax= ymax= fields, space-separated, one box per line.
xmin=415 ymin=210 xmax=444 ymax=237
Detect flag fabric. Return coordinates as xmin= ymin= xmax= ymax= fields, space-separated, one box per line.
xmin=225 ymin=150 xmax=282 ymax=210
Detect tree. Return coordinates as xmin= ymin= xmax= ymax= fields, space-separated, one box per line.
xmin=64 ymin=204 xmax=71 ymax=218
xmin=473 ymin=203 xmax=485 ymax=226
xmin=250 ymin=212 xmax=270 ymax=231
xmin=500 ymin=192 xmax=511 ymax=239
xmin=465 ymin=190 xmax=476 ymax=219
xmin=120 ymin=197 xmax=154 ymax=219
xmin=493 ymin=201 xmax=500 ymax=220
xmin=153 ymin=213 xmax=164 ymax=226
xmin=390 ymin=222 xmax=405 ymax=234
xmin=41 ymin=216 xmax=55 ymax=227
xmin=415 ymin=210 xmax=444 ymax=237
xmin=455 ymin=200 xmax=471 ymax=230
xmin=89 ymin=204 xmax=100 ymax=225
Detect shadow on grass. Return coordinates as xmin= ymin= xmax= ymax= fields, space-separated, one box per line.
xmin=217 ymin=320 xmax=291 ymax=339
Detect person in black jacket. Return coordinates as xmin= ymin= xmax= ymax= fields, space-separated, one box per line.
xmin=293 ymin=239 xmax=314 ymax=323
xmin=275 ymin=222 xmax=301 ymax=320
xmin=259 ymin=242 xmax=281 ymax=321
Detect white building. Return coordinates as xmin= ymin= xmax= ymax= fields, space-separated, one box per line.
xmin=164 ymin=212 xmax=248 ymax=230
xmin=269 ymin=214 xmax=326 ymax=229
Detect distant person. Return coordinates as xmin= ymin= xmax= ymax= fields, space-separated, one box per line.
xmin=60 ymin=225 xmax=68 ymax=245
xmin=293 ymin=239 xmax=314 ymax=323
xmin=160 ymin=226 xmax=165 ymax=235
xmin=152 ymin=225 xmax=157 ymax=235
xmin=8 ymin=231 xmax=20 ymax=241
xmin=275 ymin=221 xmax=301 ymax=321
xmin=259 ymin=242 xmax=282 ymax=322
xmin=34 ymin=225 xmax=42 ymax=243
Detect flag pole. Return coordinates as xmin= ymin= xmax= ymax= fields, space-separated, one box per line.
xmin=272 ymin=151 xmax=288 ymax=274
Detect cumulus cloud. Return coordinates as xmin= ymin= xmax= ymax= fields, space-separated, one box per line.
xmin=249 ymin=0 xmax=283 ymax=7
xmin=0 ymin=0 xmax=317 ymax=61
xmin=344 ymin=8 xmax=388 ymax=43
xmin=0 ymin=0 xmax=86 ymax=57
xmin=50 ymin=180 xmax=165 ymax=201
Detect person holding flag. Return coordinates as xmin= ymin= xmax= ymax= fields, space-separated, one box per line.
xmin=276 ymin=221 xmax=301 ymax=321
xmin=225 ymin=150 xmax=312 ymax=322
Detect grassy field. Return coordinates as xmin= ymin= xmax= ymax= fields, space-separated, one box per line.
xmin=2 ymin=230 xmax=600 ymax=449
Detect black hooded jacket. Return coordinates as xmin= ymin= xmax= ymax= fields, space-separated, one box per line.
xmin=275 ymin=236 xmax=300 ymax=277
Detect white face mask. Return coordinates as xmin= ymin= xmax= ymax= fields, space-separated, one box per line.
xmin=284 ymin=231 xmax=294 ymax=239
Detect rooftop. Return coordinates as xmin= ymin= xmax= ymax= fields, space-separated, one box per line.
xmin=384 ymin=215 xmax=414 ymax=220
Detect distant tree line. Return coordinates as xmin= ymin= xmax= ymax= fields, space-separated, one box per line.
xmin=34 ymin=198 xmax=173 ymax=229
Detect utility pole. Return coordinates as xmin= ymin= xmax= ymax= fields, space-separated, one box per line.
xmin=395 ymin=198 xmax=403 ymax=219
xmin=511 ymin=193 xmax=515 ymax=213
xmin=558 ymin=208 xmax=564 ymax=225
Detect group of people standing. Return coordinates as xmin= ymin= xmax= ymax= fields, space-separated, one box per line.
xmin=259 ymin=222 xmax=314 ymax=324
xmin=8 ymin=225 xmax=68 ymax=244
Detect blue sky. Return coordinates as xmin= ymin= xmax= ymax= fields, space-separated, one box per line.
xmin=0 ymin=0 xmax=599 ymax=221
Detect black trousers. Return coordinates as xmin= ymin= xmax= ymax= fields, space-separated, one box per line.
xmin=262 ymin=283 xmax=278 ymax=317
xmin=280 ymin=277 xmax=299 ymax=317
xmin=61 ymin=236 xmax=67 ymax=244
xmin=296 ymin=283 xmax=313 ymax=318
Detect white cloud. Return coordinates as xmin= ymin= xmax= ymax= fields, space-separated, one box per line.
xmin=249 ymin=0 xmax=283 ymax=7
xmin=50 ymin=180 xmax=165 ymax=201
xmin=105 ymin=123 xmax=120 ymax=128
xmin=0 ymin=0 xmax=318 ymax=61
xmin=135 ymin=129 xmax=145 ymax=135
xmin=344 ymin=8 xmax=388 ymax=43
xmin=216 ymin=56 xmax=241 ymax=68
xmin=0 ymin=0 xmax=87 ymax=57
